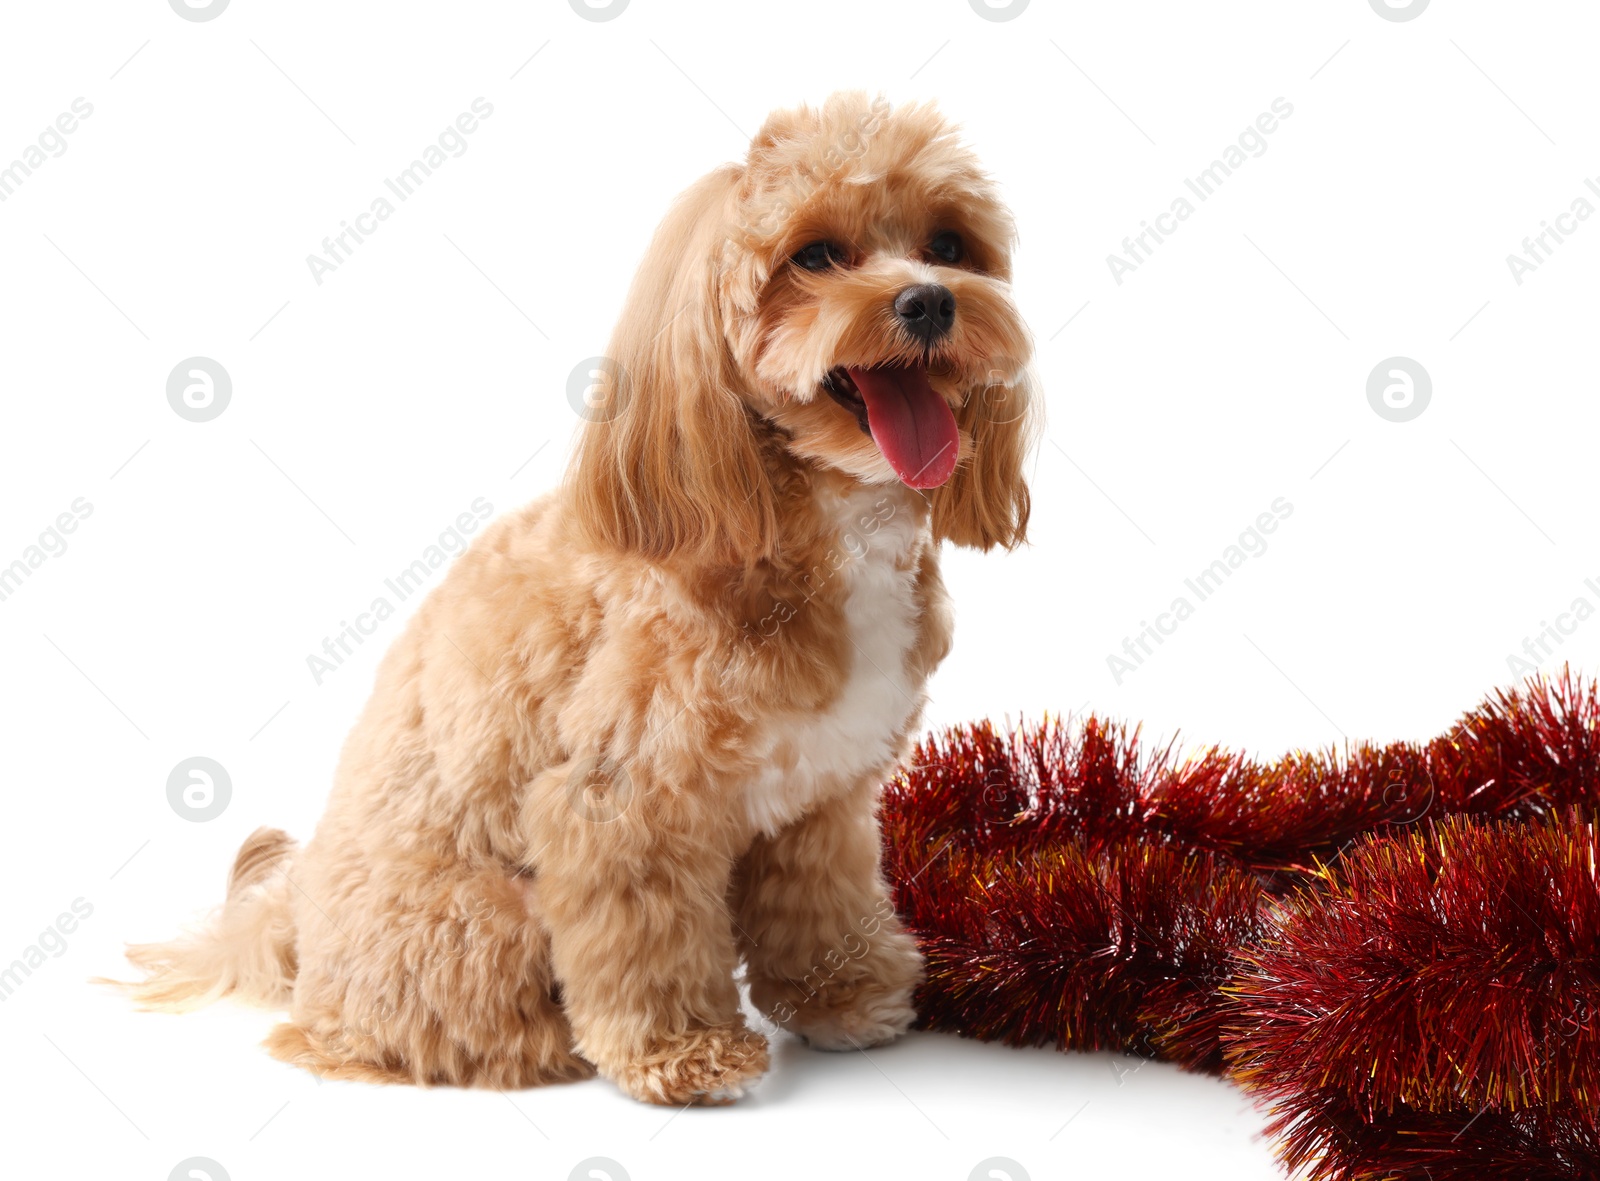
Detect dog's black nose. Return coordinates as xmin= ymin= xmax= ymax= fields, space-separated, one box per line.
xmin=893 ymin=283 xmax=956 ymax=343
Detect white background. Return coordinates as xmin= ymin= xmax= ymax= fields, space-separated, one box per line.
xmin=2 ymin=1 xmax=1597 ymax=1179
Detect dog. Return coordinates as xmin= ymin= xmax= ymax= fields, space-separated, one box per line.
xmin=124 ymin=92 xmax=1038 ymax=1106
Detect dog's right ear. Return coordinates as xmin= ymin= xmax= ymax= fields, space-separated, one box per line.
xmin=567 ymin=167 xmax=778 ymax=568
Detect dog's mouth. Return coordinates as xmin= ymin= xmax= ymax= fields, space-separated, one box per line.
xmin=821 ymin=365 xmax=960 ymax=490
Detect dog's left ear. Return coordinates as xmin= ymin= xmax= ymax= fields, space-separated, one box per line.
xmin=929 ymin=368 xmax=1038 ymax=551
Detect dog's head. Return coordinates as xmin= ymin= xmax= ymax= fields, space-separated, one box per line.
xmin=571 ymin=93 xmax=1037 ymax=565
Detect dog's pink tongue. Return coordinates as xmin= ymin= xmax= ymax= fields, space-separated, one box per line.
xmin=844 ymin=365 xmax=960 ymax=489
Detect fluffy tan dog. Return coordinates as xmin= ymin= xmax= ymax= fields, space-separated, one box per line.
xmin=125 ymin=92 xmax=1037 ymax=1106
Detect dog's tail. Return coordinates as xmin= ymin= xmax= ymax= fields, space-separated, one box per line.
xmin=114 ymin=827 xmax=299 ymax=1012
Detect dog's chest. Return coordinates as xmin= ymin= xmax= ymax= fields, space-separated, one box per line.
xmin=743 ymin=492 xmax=926 ymax=835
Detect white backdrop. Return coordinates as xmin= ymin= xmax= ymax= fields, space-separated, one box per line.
xmin=3 ymin=1 xmax=1597 ymax=1179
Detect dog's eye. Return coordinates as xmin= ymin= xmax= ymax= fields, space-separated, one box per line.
xmin=928 ymin=231 xmax=964 ymax=264
xmin=793 ymin=241 xmax=847 ymax=271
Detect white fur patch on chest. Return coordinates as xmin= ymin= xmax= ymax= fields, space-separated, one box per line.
xmin=743 ymin=489 xmax=927 ymax=835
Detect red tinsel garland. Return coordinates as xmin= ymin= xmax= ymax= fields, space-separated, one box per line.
xmin=1231 ymin=817 xmax=1600 ymax=1179
xmin=882 ymin=671 xmax=1600 ymax=1179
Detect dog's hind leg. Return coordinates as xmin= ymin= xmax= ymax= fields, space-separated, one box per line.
xmin=270 ymin=856 xmax=592 ymax=1089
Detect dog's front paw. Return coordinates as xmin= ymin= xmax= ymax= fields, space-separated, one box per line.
xmin=789 ymin=979 xmax=918 ymax=1051
xmin=609 ymin=1024 xmax=769 ymax=1106
xmin=751 ymin=927 xmax=924 ymax=1052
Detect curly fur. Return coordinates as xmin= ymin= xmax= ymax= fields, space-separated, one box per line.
xmin=118 ymin=92 xmax=1038 ymax=1105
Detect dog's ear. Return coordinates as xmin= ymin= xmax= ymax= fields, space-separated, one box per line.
xmin=568 ymin=166 xmax=776 ymax=566
xmin=929 ymin=366 xmax=1038 ymax=551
